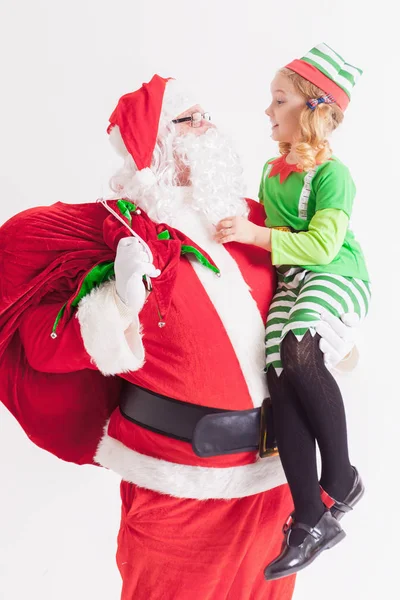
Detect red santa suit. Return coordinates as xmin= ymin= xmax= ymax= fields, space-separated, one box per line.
xmin=0 ymin=76 xmax=296 ymax=599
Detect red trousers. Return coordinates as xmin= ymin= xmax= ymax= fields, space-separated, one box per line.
xmin=117 ymin=482 xmax=296 ymax=600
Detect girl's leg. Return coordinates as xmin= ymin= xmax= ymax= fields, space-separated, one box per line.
xmin=280 ymin=330 xmax=354 ymax=502
xmin=267 ymin=366 xmax=325 ymax=546
xmin=279 ymin=271 xmax=371 ymax=505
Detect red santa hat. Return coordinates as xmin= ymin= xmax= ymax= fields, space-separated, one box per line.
xmin=107 ymin=75 xmax=197 ymax=188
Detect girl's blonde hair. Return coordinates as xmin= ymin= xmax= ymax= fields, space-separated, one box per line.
xmin=278 ymin=67 xmax=344 ymax=171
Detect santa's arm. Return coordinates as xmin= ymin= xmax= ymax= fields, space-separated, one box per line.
xmin=18 ymin=281 xmax=145 ymax=376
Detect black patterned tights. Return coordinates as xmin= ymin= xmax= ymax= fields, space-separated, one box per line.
xmin=267 ymin=331 xmax=354 ymax=546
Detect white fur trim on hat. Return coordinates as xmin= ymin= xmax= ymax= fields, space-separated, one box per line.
xmin=108 ymin=125 xmax=129 ymax=157
xmin=162 ymin=79 xmax=199 ymax=118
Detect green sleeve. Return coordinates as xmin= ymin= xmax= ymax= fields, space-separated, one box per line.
xmin=313 ymin=159 xmax=356 ymax=218
xmin=271 ymin=208 xmax=349 ymax=266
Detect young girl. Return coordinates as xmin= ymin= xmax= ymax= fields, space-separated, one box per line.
xmin=215 ymin=43 xmax=371 ymax=580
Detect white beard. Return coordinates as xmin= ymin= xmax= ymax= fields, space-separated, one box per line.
xmin=130 ymin=128 xmax=249 ymax=228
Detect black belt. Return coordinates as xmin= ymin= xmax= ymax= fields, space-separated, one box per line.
xmin=119 ymin=383 xmax=278 ymax=458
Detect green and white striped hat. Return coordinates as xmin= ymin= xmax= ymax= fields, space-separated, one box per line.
xmin=285 ymin=43 xmax=362 ymax=110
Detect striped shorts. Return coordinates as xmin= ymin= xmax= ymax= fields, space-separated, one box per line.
xmin=265 ymin=267 xmax=371 ymax=375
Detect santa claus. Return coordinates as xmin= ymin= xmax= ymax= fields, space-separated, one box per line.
xmin=0 ymin=75 xmax=357 ymax=600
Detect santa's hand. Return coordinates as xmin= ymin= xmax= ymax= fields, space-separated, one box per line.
xmin=115 ymin=237 xmax=160 ymax=313
xmin=315 ymin=311 xmax=360 ymax=370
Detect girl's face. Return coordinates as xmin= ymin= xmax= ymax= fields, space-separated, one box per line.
xmin=265 ymin=72 xmax=306 ymax=144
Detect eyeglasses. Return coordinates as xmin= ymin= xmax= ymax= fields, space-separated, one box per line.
xmin=172 ymin=112 xmax=212 ymax=128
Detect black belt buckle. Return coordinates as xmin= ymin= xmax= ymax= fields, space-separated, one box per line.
xmin=259 ymin=397 xmax=279 ymax=458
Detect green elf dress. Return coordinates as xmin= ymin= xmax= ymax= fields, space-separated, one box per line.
xmin=259 ymin=153 xmax=371 ymax=375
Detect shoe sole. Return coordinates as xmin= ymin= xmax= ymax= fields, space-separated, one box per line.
xmin=331 ymin=484 xmax=365 ymax=521
xmin=264 ymin=530 xmax=346 ymax=581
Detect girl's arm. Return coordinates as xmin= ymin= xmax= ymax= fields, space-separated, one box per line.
xmin=215 ymin=208 xmax=348 ymax=266
xmin=268 ymin=208 xmax=348 ymax=265
xmin=216 ymin=159 xmax=354 ymax=264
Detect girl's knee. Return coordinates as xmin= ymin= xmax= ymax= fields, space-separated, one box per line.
xmin=281 ymin=330 xmax=316 ymax=377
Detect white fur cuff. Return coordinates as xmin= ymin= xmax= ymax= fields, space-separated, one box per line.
xmin=76 ymin=280 xmax=145 ymax=376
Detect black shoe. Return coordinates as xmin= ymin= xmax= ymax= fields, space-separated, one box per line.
xmin=330 ymin=466 xmax=365 ymax=521
xmin=264 ymin=510 xmax=345 ymax=581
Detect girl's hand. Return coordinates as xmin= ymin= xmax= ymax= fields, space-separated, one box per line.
xmin=215 ymin=216 xmax=259 ymax=245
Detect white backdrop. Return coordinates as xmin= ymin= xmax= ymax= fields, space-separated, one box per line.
xmin=0 ymin=1 xmax=398 ymax=599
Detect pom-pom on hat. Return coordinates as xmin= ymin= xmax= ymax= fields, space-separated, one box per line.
xmin=285 ymin=43 xmax=362 ymax=111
